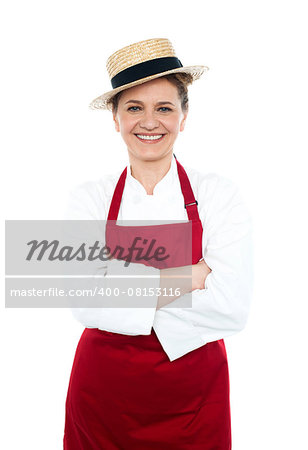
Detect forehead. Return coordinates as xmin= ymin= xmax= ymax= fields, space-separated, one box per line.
xmin=119 ymin=77 xmax=179 ymax=102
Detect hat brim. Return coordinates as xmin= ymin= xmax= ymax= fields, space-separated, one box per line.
xmin=88 ymin=65 xmax=209 ymax=111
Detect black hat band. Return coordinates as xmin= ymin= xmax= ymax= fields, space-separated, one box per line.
xmin=110 ymin=57 xmax=183 ymax=89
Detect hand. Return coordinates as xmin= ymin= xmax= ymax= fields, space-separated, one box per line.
xmin=192 ymin=258 xmax=212 ymax=290
xmin=156 ymin=260 xmax=212 ymax=309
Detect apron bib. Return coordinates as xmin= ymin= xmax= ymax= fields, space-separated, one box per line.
xmin=64 ymin=155 xmax=231 ymax=449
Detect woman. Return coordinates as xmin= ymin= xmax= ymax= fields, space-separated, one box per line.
xmin=63 ymin=38 xmax=253 ymax=449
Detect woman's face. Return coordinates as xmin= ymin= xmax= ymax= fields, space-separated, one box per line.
xmin=113 ymin=77 xmax=188 ymax=162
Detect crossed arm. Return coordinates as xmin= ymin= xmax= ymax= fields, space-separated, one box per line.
xmin=156 ymin=259 xmax=211 ymax=310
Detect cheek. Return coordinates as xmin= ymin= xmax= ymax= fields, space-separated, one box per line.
xmin=164 ymin=116 xmax=183 ymax=134
xmin=118 ymin=116 xmax=138 ymax=136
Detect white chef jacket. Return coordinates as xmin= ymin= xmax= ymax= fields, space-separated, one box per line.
xmin=65 ymin=155 xmax=254 ymax=362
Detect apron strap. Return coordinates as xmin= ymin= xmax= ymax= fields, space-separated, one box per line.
xmin=107 ymin=167 xmax=127 ymax=221
xmin=173 ymin=155 xmax=199 ymax=222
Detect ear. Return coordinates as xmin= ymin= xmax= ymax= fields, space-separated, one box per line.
xmin=113 ymin=113 xmax=120 ymax=132
xmin=179 ymin=111 xmax=188 ymax=132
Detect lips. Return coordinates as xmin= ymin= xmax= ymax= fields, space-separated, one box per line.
xmin=134 ymin=134 xmax=166 ymax=143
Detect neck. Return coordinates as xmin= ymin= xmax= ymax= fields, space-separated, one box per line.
xmin=129 ymin=153 xmax=174 ymax=195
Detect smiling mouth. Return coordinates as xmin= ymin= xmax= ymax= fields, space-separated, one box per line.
xmin=134 ymin=134 xmax=166 ymax=143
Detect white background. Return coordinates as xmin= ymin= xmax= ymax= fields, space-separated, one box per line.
xmin=1 ymin=1 xmax=308 ymax=448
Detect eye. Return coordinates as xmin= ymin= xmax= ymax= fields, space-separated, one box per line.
xmin=128 ymin=106 xmax=141 ymax=111
xmin=158 ymin=107 xmax=172 ymax=112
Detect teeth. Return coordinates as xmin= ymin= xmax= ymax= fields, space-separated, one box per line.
xmin=136 ymin=134 xmax=163 ymax=140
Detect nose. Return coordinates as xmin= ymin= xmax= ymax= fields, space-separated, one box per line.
xmin=139 ymin=110 xmax=160 ymax=130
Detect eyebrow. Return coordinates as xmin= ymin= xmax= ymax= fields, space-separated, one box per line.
xmin=124 ymin=100 xmax=175 ymax=106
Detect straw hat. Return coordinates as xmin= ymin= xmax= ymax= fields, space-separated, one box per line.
xmin=89 ymin=38 xmax=209 ymax=111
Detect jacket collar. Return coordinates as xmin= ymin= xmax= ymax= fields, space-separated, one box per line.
xmin=126 ymin=155 xmax=177 ymax=196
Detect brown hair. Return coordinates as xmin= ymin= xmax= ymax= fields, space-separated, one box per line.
xmin=108 ymin=72 xmax=194 ymax=114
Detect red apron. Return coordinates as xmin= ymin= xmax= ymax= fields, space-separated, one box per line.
xmin=64 ymin=155 xmax=231 ymax=449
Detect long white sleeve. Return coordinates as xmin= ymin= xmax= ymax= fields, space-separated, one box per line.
xmin=64 ymin=181 xmax=159 ymax=335
xmin=155 ymin=175 xmax=254 ymax=344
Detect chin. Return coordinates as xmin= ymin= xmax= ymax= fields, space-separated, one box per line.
xmin=138 ymin=151 xmax=171 ymax=162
